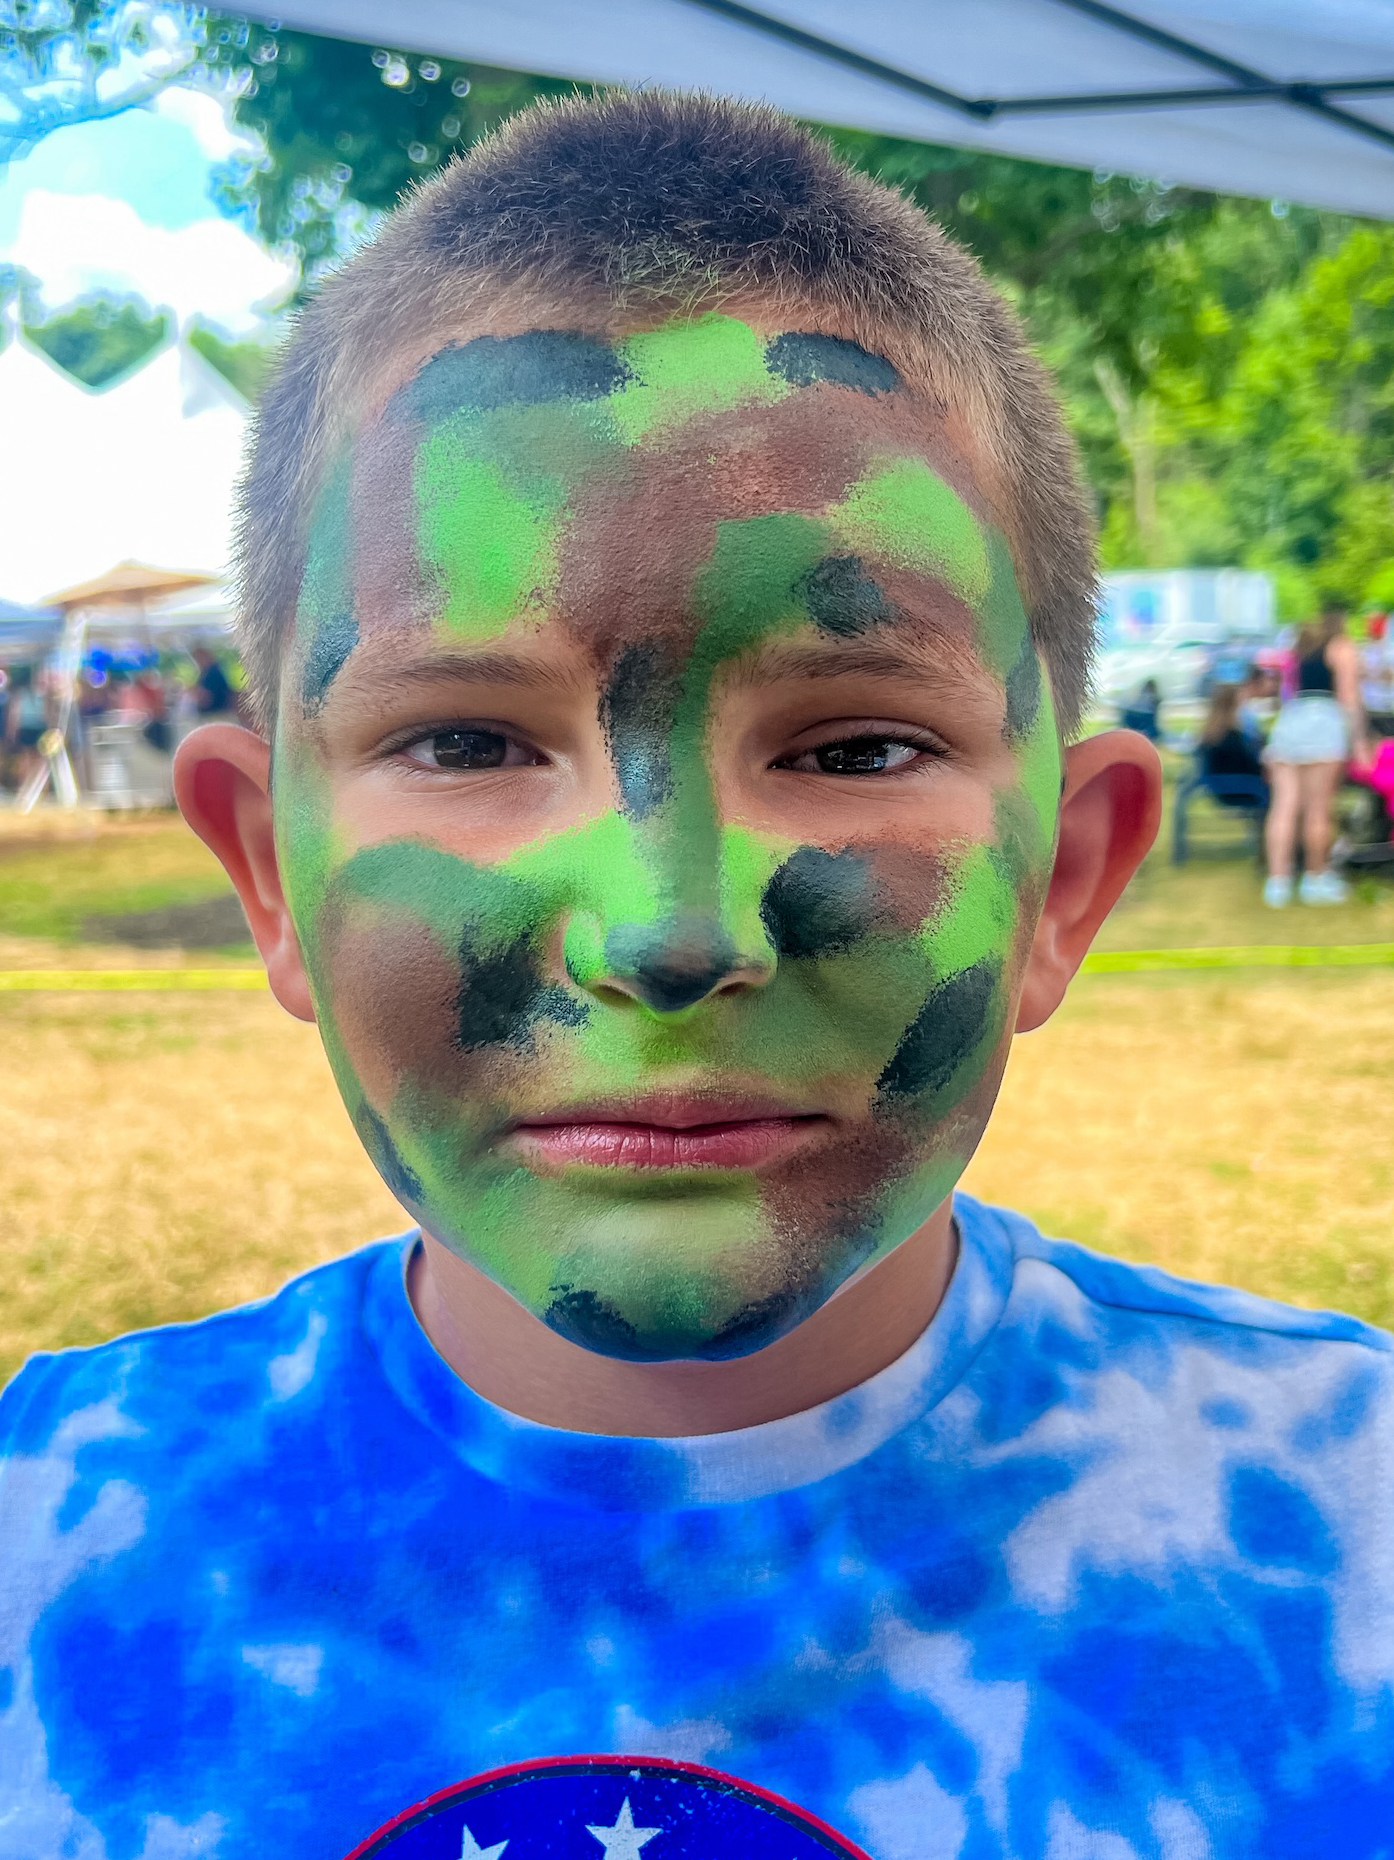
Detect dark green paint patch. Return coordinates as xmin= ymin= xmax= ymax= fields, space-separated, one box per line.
xmin=877 ymin=958 xmax=1000 ymax=1101
xmin=602 ymin=919 xmax=740 ymax=1015
xmin=760 ymin=846 xmax=877 ymax=958
xmin=1004 ymin=631 xmax=1042 ymax=741
xmin=695 ymin=1287 xmax=808 ymax=1360
xmin=300 ymin=609 xmax=358 ymax=711
xmin=402 ymin=331 xmax=630 ymax=423
xmin=799 ymin=554 xmax=894 ymax=637
xmin=599 ymin=642 xmax=681 ymax=819
xmin=765 ymin=332 xmax=901 ymax=397
xmin=355 ymin=1104 xmax=423 ymax=1206
xmin=692 ymin=513 xmax=829 ymax=665
xmin=545 ymin=1286 xmax=654 ymax=1359
xmin=457 ymin=927 xmax=588 ymax=1050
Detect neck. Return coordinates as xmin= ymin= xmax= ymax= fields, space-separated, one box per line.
xmin=407 ymin=1203 xmax=957 ymax=1437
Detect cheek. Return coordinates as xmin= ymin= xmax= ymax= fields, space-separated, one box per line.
xmin=316 ymin=883 xmax=588 ymax=1121
xmin=322 ymin=909 xmax=464 ymax=1109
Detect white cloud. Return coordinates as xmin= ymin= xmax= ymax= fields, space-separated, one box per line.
xmin=153 ymin=83 xmax=262 ymax=165
xmin=2 ymin=188 xmax=294 ymax=329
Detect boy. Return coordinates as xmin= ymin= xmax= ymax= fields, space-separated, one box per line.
xmin=2 ymin=93 xmax=1390 ymax=1859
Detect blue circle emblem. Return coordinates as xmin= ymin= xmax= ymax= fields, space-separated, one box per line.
xmin=346 ymin=1756 xmax=871 ymax=1860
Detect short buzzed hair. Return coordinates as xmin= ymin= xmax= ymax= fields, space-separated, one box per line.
xmin=237 ymin=90 xmax=1096 ymax=733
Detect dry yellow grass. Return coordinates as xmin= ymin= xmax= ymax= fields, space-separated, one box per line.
xmin=963 ymin=970 xmax=1394 ymax=1323
xmin=2 ymin=968 xmax=1391 ymax=1382
xmin=0 ymin=993 xmax=403 ymax=1380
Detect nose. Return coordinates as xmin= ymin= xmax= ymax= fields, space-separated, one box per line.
xmin=558 ymin=812 xmax=778 ymax=1017
xmin=598 ymin=917 xmax=766 ymax=1014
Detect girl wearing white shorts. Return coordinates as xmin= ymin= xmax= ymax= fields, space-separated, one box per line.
xmin=1263 ymin=609 xmax=1369 ymax=906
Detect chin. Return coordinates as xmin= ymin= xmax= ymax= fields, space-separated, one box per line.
xmin=539 ymin=1276 xmax=820 ymax=1363
xmin=527 ymin=1208 xmax=879 ymax=1365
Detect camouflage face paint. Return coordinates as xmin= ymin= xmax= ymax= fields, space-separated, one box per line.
xmin=276 ymin=316 xmax=1061 ymax=1362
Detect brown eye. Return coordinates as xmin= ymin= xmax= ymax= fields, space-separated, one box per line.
xmin=786 ymin=737 xmax=922 ymax=776
xmin=406 ymin=728 xmax=532 ymax=770
xmin=431 ymin=729 xmax=508 ymax=769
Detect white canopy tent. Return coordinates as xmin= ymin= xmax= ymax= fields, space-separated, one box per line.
xmin=0 ymin=329 xmax=247 ymax=607
xmin=266 ymin=0 xmax=1394 ymax=217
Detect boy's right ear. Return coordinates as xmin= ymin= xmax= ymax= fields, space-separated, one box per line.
xmin=173 ymin=725 xmax=316 ymax=1024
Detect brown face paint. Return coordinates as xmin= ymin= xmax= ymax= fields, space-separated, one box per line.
xmin=276 ymin=316 xmax=1061 ymax=1361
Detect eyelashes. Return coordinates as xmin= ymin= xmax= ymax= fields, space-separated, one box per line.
xmin=384 ymin=723 xmax=943 ymax=779
xmin=775 ymin=733 xmax=940 ymax=777
xmin=396 ymin=726 xmax=548 ymax=771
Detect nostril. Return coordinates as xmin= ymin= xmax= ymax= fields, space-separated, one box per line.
xmin=603 ymin=921 xmax=745 ymax=1015
xmin=631 ymin=957 xmax=732 ymax=1015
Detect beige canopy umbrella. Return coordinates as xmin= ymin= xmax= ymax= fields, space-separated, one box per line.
xmin=43 ymin=561 xmax=217 ymax=614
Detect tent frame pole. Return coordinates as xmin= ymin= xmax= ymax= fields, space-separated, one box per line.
xmin=676 ymin=0 xmax=1394 ymax=155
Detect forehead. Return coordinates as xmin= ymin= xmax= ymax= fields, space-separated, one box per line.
xmin=303 ymin=315 xmax=1017 ymax=677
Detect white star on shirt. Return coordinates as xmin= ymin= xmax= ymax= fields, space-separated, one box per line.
xmin=586 ymin=1797 xmax=661 ymax=1859
xmin=459 ymin=1825 xmax=507 ymax=1860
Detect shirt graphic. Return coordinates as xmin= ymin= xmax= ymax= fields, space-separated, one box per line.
xmin=1 ymin=1195 xmax=1392 ymax=1859
xmin=347 ymin=1756 xmax=870 ymax=1860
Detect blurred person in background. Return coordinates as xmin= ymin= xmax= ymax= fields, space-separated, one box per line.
xmin=1119 ymin=676 xmax=1162 ymax=740
xmin=1199 ymin=684 xmax=1268 ymax=798
xmin=4 ymin=663 xmax=50 ymax=790
xmin=73 ymin=666 xmax=114 ymax=790
xmin=132 ymin=664 xmax=172 ymax=754
xmin=1263 ymin=606 xmax=1369 ymax=906
xmin=1361 ymin=614 xmax=1394 ymax=736
xmin=192 ymin=644 xmax=235 ymax=717
xmin=1236 ymin=663 xmax=1276 ymax=747
xmin=76 ymin=666 xmax=112 ymax=728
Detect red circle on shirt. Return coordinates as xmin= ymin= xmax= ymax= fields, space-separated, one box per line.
xmin=345 ymin=1753 xmax=873 ymax=1860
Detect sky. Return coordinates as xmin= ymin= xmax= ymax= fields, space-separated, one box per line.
xmin=0 ymin=84 xmax=295 ymax=332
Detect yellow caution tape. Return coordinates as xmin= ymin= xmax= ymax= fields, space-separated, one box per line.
xmin=0 ymin=969 xmax=269 ymax=991
xmin=1082 ymin=944 xmax=1394 ymax=973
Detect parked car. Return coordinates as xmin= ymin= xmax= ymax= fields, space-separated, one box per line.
xmin=1095 ymin=570 xmax=1277 ymax=715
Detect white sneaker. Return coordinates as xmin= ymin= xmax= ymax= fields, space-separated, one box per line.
xmin=1263 ymin=876 xmax=1294 ymax=908
xmin=1298 ymin=870 xmax=1350 ymax=906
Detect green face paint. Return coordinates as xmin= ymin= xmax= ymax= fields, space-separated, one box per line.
xmin=276 ymin=316 xmax=1061 ymax=1361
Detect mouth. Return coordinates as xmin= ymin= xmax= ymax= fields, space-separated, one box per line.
xmin=504 ymin=1093 xmax=829 ymax=1172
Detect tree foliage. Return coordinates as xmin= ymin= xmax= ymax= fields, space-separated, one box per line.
xmin=1 ymin=1 xmax=201 ymax=163
xmin=200 ymin=21 xmax=577 ymax=278
xmin=185 ymin=317 xmax=276 ymax=401
xmin=6 ymin=12 xmax=1392 ymax=613
xmin=24 ymin=292 xmax=168 ymax=386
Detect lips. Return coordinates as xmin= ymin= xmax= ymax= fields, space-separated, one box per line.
xmin=505 ymin=1094 xmax=828 ymax=1172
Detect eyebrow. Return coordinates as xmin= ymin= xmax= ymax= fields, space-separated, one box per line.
xmin=335 ymin=649 xmax=585 ymax=701
xmin=728 ymin=635 xmax=984 ymax=689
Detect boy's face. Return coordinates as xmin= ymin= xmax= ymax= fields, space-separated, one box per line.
xmin=275 ymin=312 xmax=1061 ymax=1361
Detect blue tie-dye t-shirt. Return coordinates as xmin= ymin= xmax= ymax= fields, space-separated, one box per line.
xmin=2 ymin=1195 xmax=1392 ymax=1860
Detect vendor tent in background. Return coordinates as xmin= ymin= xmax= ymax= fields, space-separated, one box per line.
xmin=0 ymin=597 xmax=61 ymax=660
xmin=266 ymin=0 xmax=1394 ymax=217
xmin=0 ymin=327 xmax=248 ymax=607
xmin=10 ymin=562 xmax=233 ymax=814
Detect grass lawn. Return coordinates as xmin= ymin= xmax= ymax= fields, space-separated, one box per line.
xmin=0 ymin=812 xmax=253 ymax=958
xmin=1 ymin=797 xmax=1391 ymax=1381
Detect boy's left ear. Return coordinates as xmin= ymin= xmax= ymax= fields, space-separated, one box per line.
xmin=173 ymin=724 xmax=317 ymax=1024
xmin=1015 ymin=729 xmax=1163 ymax=1035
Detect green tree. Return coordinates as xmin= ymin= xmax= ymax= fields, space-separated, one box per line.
xmin=24 ymin=293 xmax=169 ymax=386
xmin=7 ymin=10 xmax=1389 ymax=604
xmin=1185 ymin=226 xmax=1394 ymax=615
xmin=201 ymin=23 xmax=574 ymax=282
xmin=186 ymin=318 xmax=276 ymax=401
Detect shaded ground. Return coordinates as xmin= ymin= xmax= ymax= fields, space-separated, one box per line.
xmin=0 ymin=813 xmax=250 ymax=952
xmin=81 ymin=892 xmax=250 ymax=948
